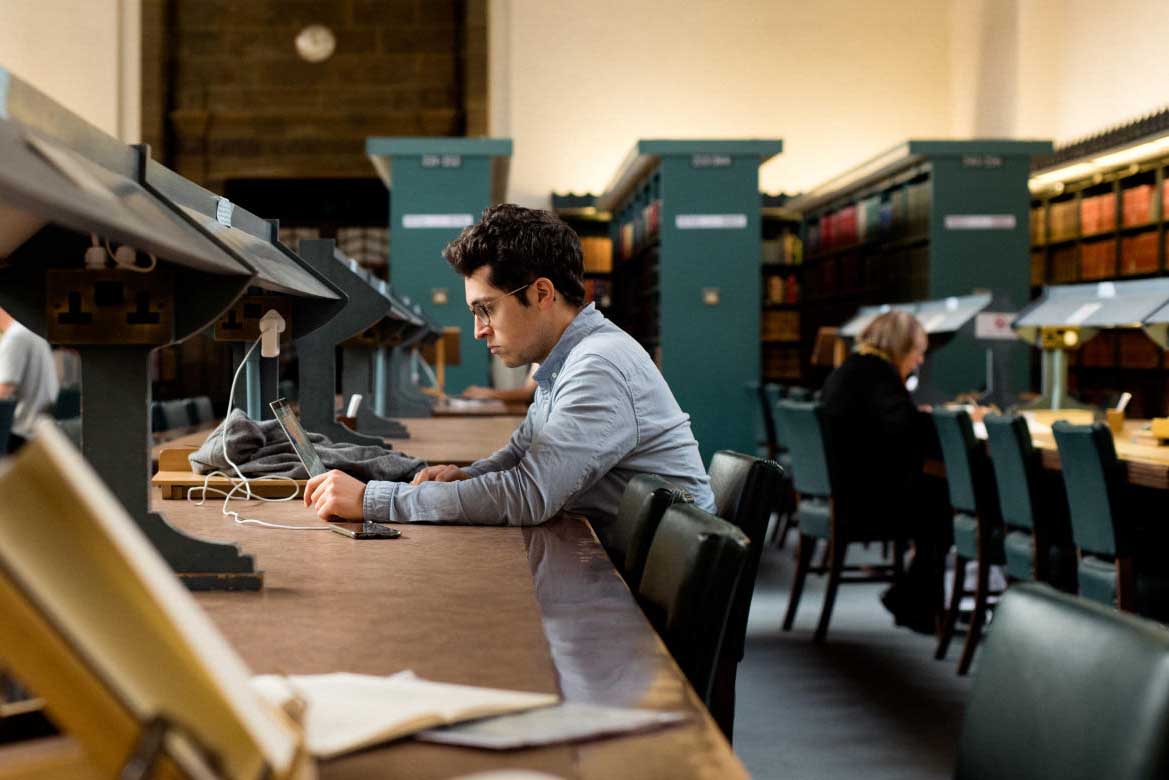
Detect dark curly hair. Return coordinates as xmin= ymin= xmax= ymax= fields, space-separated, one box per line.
xmin=443 ymin=204 xmax=586 ymax=308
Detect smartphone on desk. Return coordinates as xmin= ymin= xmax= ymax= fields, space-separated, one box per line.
xmin=330 ymin=522 xmax=401 ymax=540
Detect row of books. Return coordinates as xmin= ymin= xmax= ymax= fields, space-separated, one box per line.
xmin=1076 ymin=330 xmax=1164 ymax=369
xmin=805 ymin=181 xmax=930 ymax=256
xmin=764 ymin=274 xmax=800 ymax=305
xmin=1041 ymin=233 xmax=1162 ymax=284
xmin=761 ymin=233 xmax=803 ymax=265
xmin=581 ymin=237 xmax=613 ymax=273
xmin=583 ymin=278 xmax=611 ymax=308
xmin=277 ymin=225 xmax=389 ymax=270
xmin=616 ymin=199 xmax=662 ymax=262
xmin=337 ymin=227 xmax=389 ymax=269
xmin=1035 ymin=181 xmax=1166 ymax=244
xmin=804 ymin=247 xmax=929 ymax=301
xmin=762 ymin=311 xmax=800 ymax=341
xmin=762 ymin=347 xmax=802 ymax=380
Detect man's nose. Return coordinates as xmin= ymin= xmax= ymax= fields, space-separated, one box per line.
xmin=474 ymin=318 xmax=491 ymax=339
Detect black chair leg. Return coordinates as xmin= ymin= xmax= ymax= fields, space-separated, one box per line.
xmin=957 ymin=555 xmax=991 ymax=675
xmin=709 ymin=658 xmax=736 ymax=742
xmin=935 ymin=553 xmax=966 ymax=660
xmin=775 ymin=511 xmax=794 ymax=550
xmin=814 ymin=535 xmax=845 ymax=643
xmin=783 ymin=534 xmax=815 ymax=631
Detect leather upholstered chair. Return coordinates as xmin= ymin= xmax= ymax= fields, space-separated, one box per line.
xmin=187 ymin=395 xmax=215 ymax=425
xmin=777 ymin=401 xmax=905 ymax=643
xmin=707 ymin=450 xmax=784 ymax=738
xmin=983 ymin=413 xmax=1075 ymax=590
xmin=932 ymin=409 xmax=1006 ymax=675
xmin=598 ymin=474 xmax=691 ymax=593
xmin=638 ymin=503 xmax=750 ymax=706
xmin=1051 ymin=421 xmax=1169 ymax=619
xmin=955 ymin=583 xmax=1169 ymax=780
xmin=160 ymin=399 xmax=192 ymax=431
xmin=52 ymin=385 xmax=81 ymax=420
xmin=0 ymin=399 xmax=14 ymax=454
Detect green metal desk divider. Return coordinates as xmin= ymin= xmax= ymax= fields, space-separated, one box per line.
xmin=365 ymin=137 xmax=512 ymax=395
xmin=597 ymin=140 xmax=783 ymax=463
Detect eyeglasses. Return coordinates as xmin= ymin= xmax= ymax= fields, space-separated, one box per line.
xmin=468 ymin=283 xmax=531 ymax=327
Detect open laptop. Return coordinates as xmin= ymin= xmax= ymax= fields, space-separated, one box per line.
xmin=270 ymin=398 xmax=399 ymax=539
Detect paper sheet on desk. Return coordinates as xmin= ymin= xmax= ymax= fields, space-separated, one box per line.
xmin=251 ymin=671 xmax=558 ymax=759
xmin=416 ymin=701 xmax=689 ymax=749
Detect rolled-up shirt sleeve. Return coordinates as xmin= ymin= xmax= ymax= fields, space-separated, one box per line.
xmin=362 ymin=356 xmax=638 ymax=526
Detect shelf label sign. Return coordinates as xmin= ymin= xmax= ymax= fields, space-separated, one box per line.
xmin=975 ymin=312 xmax=1018 ymax=340
xmin=691 ymin=154 xmax=732 ymax=169
xmin=961 ymin=155 xmax=1004 ymax=168
xmin=676 ymin=214 xmax=748 ymax=230
xmin=402 ymin=214 xmax=474 ymax=229
xmin=421 ymin=154 xmax=462 ymax=169
xmin=944 ymin=214 xmax=1017 ymax=230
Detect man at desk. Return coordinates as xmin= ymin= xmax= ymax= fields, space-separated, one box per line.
xmin=306 ymin=204 xmax=716 ymax=525
xmin=0 ymin=307 xmax=59 ymax=453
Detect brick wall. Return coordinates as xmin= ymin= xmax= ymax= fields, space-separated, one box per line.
xmin=141 ymin=0 xmax=486 ymax=192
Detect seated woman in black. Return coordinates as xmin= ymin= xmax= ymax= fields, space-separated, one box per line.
xmin=820 ymin=310 xmax=943 ymax=632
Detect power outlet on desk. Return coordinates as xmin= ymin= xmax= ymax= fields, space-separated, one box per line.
xmin=47 ymin=268 xmax=173 ymax=345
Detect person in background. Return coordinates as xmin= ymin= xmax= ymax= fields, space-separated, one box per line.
xmin=304 ymin=204 xmax=716 ymax=527
xmin=461 ymin=363 xmax=539 ymax=404
xmin=819 ymin=310 xmax=948 ymax=633
xmin=0 ymin=307 xmax=60 ymax=453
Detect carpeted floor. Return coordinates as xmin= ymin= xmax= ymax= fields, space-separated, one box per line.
xmin=733 ymin=538 xmax=974 ymax=780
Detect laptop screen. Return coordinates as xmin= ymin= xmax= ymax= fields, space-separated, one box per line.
xmin=270 ymin=398 xmax=326 ymax=478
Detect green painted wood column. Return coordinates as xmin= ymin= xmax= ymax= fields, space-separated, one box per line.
xmin=918 ymin=141 xmax=1051 ymax=396
xmin=366 ymin=137 xmax=512 ymax=394
xmin=599 ymin=140 xmax=782 ymax=464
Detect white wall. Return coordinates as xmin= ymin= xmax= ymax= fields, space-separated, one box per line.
xmin=492 ymin=0 xmax=954 ymax=207
xmin=950 ymin=0 xmax=1169 ymax=145
xmin=1049 ymin=0 xmax=1169 ymax=142
xmin=0 ymin=0 xmax=140 ymax=141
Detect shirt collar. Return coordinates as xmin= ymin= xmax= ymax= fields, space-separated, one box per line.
xmin=533 ymin=303 xmax=604 ymax=386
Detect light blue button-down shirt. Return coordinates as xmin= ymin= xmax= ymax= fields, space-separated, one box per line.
xmin=362 ymin=303 xmax=716 ymax=526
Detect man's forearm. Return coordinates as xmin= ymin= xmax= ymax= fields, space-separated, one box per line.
xmin=0 ymin=382 xmax=17 ymax=400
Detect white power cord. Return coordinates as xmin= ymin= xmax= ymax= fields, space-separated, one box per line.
xmin=86 ymin=233 xmax=157 ymax=273
xmin=186 ymin=333 xmax=330 ymax=532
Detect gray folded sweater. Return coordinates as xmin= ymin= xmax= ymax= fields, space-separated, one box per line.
xmin=189 ymin=409 xmax=424 ymax=482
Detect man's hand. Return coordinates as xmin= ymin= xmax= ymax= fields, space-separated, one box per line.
xmin=411 ymin=464 xmax=472 ymax=485
xmin=303 ymin=469 xmax=367 ymax=522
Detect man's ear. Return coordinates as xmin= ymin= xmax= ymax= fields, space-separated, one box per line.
xmin=534 ymin=277 xmax=556 ymax=308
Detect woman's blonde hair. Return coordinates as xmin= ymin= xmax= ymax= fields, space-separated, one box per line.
xmin=857 ymin=310 xmax=926 ymax=363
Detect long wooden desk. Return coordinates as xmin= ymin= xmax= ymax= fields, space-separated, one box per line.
xmin=160 ymin=495 xmax=746 ymax=779
xmin=1027 ymin=420 xmax=1169 ymax=491
xmin=432 ymin=398 xmax=530 ymax=417
xmin=948 ymin=417 xmax=1169 ymax=491
xmin=387 ymin=416 xmax=524 ymax=466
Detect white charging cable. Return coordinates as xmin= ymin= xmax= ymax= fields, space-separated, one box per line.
xmin=186 ymin=330 xmax=331 ymax=532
